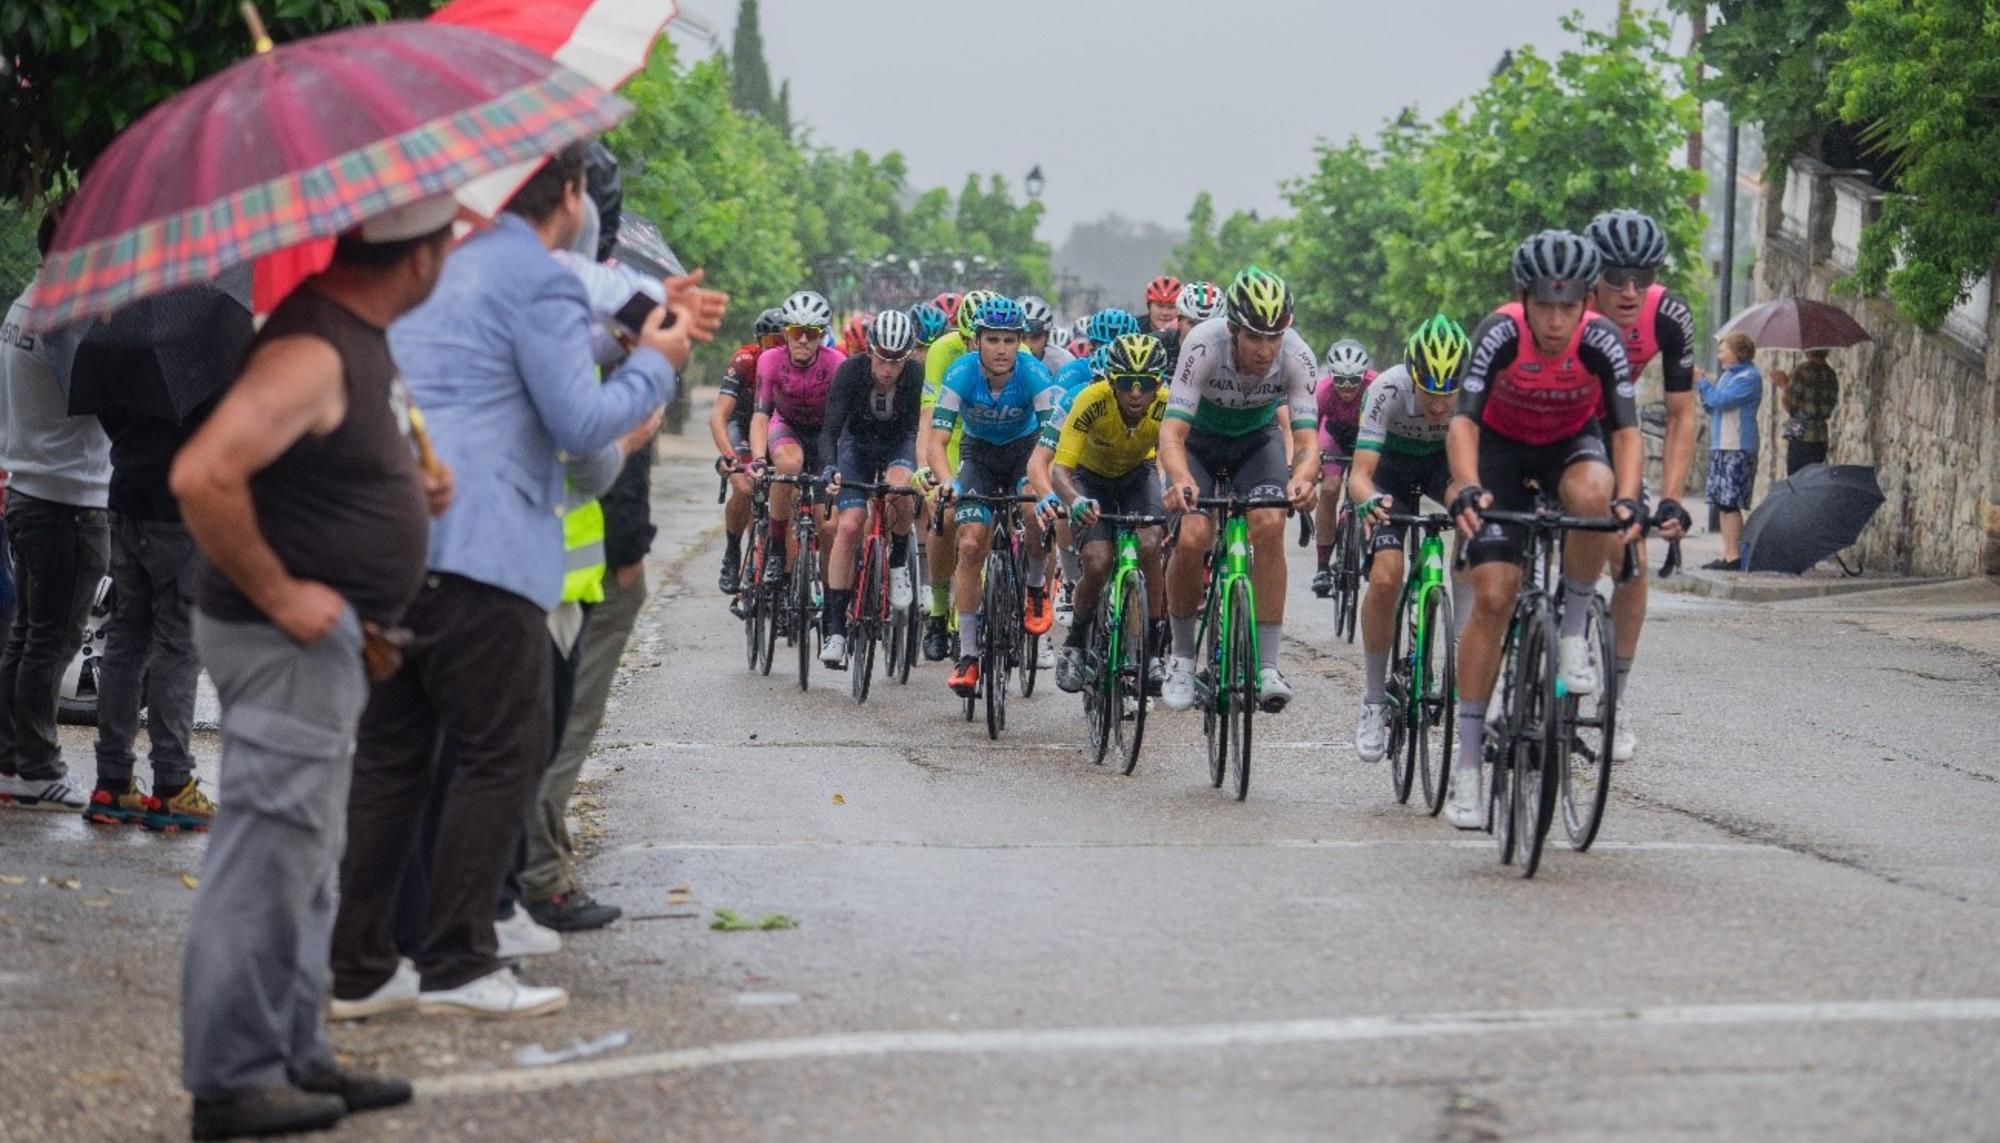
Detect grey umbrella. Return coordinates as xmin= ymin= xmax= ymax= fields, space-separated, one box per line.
xmin=67 ymin=265 xmax=254 ymax=421
xmin=1741 ymin=464 xmax=1886 ymax=574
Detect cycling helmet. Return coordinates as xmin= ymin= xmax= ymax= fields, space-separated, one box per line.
xmin=1404 ymin=314 xmax=1470 ymax=395
xmin=754 ymin=307 xmax=786 ymax=339
xmin=1048 ymin=324 xmax=1073 ymax=351
xmin=1585 ymin=209 xmax=1669 ymax=269
xmin=1145 ymin=275 xmax=1182 ymax=305
xmin=1070 ymin=316 xmax=1093 ymax=349
xmin=1086 ymin=307 xmax=1140 ymax=346
xmin=869 ymin=309 xmax=915 ymax=355
xmin=778 ymin=289 xmax=833 ymax=328
xmin=1176 ymin=280 xmax=1223 ymax=322
xmin=971 ymin=295 xmax=1027 ymax=333
xmin=841 ymin=313 xmax=873 ymax=353
xmin=1324 ymin=338 xmax=1371 ymax=379
xmin=932 ymin=291 xmax=963 ymax=322
xmin=1017 ymin=294 xmax=1056 ymax=335
xmin=908 ymin=302 xmax=949 ymax=345
xmin=1087 ymin=345 xmax=1111 ymax=378
xmin=1509 ymin=230 xmax=1600 ymax=304
xmin=956 ymin=289 xmax=1002 ymax=340
xmin=1104 ymin=332 xmax=1170 ymax=378
xmin=1224 ymin=266 xmax=1294 ymax=333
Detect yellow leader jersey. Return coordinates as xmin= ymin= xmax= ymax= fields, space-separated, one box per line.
xmin=1053 ymin=381 xmax=1168 ymax=480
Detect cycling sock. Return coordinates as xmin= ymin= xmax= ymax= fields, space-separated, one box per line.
xmin=1057 ymin=544 xmax=1082 ymax=585
xmin=1170 ymin=613 xmax=1197 ymax=658
xmin=890 ymin=532 xmax=909 ymax=567
xmin=823 ymin=589 xmax=851 ymax=637
xmin=1316 ymin=543 xmax=1332 ymax=570
xmin=1025 ymin=561 xmax=1047 ymax=590
xmin=930 ymin=583 xmax=951 ymax=612
xmin=1257 ymin=623 xmax=1282 ymax=671
xmin=1363 ymin=651 xmax=1390 ymax=704
xmin=1616 ymin=656 xmax=1633 ymax=694
xmin=959 ymin=610 xmax=983 ymax=657
xmin=1457 ymin=701 xmax=1488 ymax=773
xmin=725 ymin=531 xmax=742 ymax=556
xmin=1064 ymin=621 xmax=1090 ymax=649
xmin=1560 ymin=578 xmax=1595 ymax=638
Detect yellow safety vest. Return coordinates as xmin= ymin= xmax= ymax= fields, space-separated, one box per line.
xmin=561 ymin=488 xmax=607 ymax=605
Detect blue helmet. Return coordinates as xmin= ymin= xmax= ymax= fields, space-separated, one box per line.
xmin=1087 ymin=307 xmax=1140 ymax=346
xmin=908 ymin=302 xmax=949 ymax=344
xmin=972 ymin=296 xmax=1028 ymax=333
xmin=1088 ymin=345 xmax=1112 ymax=378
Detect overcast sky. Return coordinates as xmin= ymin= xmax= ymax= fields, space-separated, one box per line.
xmin=669 ymin=0 xmax=1655 ymax=242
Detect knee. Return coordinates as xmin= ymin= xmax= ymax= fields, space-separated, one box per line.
xmin=775 ymin=450 xmax=803 ymax=475
xmin=1473 ymin=575 xmax=1514 ymax=617
xmin=1081 ymin=548 xmax=1113 ymax=582
xmin=1139 ymin=536 xmax=1164 ymax=566
xmin=1369 ymin=558 xmax=1402 ymax=592
xmin=1177 ymin=518 xmax=1213 ymax=552
xmin=835 ymin=513 xmax=864 ymax=546
xmin=1248 ymin=511 xmax=1284 ymax=548
xmin=956 ymin=528 xmax=988 ymax=564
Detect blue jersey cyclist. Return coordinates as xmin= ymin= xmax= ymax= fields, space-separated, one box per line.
xmin=929 ymin=297 xmax=1062 ymax=696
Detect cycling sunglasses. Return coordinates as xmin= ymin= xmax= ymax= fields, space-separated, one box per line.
xmin=1599 ymin=265 xmax=1658 ymax=291
xmin=784 ymin=324 xmax=826 ymax=340
xmin=1108 ymin=372 xmax=1162 ymax=392
xmin=871 ymin=347 xmax=910 ymax=365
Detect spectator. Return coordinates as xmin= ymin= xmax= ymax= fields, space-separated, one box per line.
xmin=0 ymin=205 xmax=110 ymax=813
xmin=1772 ymin=348 xmax=1838 ymax=475
xmin=172 ymin=194 xmax=459 ymax=1141
xmin=1697 ymin=330 xmax=1764 ymax=570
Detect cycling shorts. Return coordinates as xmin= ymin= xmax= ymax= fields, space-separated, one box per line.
xmin=1464 ymin=425 xmax=1609 ymax=568
xmin=1363 ymin=451 xmax=1453 ymax=573
xmin=1320 ymin=452 xmax=1349 ymax=495
xmin=767 ymin=413 xmax=824 ymax=475
xmin=1074 ymin=462 xmax=1165 ymax=549
xmin=953 ymin=434 xmax=1037 ymax=527
xmin=1182 ymin=423 xmax=1289 ymax=502
xmin=834 ymin=434 xmax=918 ymax=511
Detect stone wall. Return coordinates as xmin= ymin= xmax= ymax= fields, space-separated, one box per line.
xmin=1753 ymin=158 xmax=2000 ymax=577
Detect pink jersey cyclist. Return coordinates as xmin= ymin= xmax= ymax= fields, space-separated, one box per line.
xmin=756 ymin=343 xmax=847 ymax=465
xmin=1315 ymin=369 xmax=1375 ymax=480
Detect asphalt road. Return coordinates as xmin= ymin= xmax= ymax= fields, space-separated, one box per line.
xmin=3 ymin=445 xmax=1998 ymax=1143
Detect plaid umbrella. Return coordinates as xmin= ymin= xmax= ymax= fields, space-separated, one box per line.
xmin=30 ymin=21 xmax=629 ymax=330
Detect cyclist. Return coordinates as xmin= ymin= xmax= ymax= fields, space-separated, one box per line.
xmin=917 ymin=288 xmax=1001 ymax=660
xmin=929 ymin=297 xmax=1061 ymax=696
xmin=1175 ymin=280 xmax=1223 ymax=336
xmin=1585 ymin=208 xmax=1696 ymax=763
xmin=1444 ymin=230 xmax=1643 ymax=828
xmin=713 ymin=307 xmax=785 ymax=592
xmin=817 ymin=310 xmax=925 ymax=667
xmin=1044 ymin=342 xmax=1112 ymax=626
xmin=1158 ymin=266 xmax=1321 ymax=712
xmin=1143 ymin=275 xmax=1182 ymax=333
xmin=909 ymin=301 xmax=950 ymax=359
xmin=1048 ymin=323 xmax=1074 ymax=353
xmin=1311 ymin=338 xmax=1376 ymax=597
xmin=1057 ymin=309 xmax=1138 ymax=400
xmin=839 ymin=313 xmax=873 ymax=356
xmin=1019 ymin=294 xmax=1075 ymax=375
xmin=1040 ymin=333 xmax=1171 ymax=694
xmin=1348 ymin=316 xmax=1468 ymax=763
xmin=752 ymin=289 xmax=846 ymax=587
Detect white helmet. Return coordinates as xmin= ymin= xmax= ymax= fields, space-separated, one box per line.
xmin=868 ymin=309 xmax=915 ymax=354
xmin=778 ymin=289 xmax=832 ymax=328
xmin=1176 ymin=280 xmax=1223 ymax=322
xmin=1016 ymin=294 xmax=1056 ymax=334
xmin=1324 ymin=338 xmax=1371 ymax=378
xmin=1048 ymin=324 xmax=1073 ymax=350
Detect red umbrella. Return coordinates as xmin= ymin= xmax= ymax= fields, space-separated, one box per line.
xmin=32 ymin=22 xmax=629 ymax=330
xmin=1717 ymin=298 xmax=1872 ymax=350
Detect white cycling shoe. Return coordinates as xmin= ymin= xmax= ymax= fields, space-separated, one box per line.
xmin=888 ymin=566 xmax=914 ymax=609
xmin=1354 ymin=702 xmax=1389 ymax=763
xmin=1612 ymin=720 xmax=1636 ymax=763
xmin=1257 ymin=667 xmax=1294 ymax=713
xmin=1444 ymin=768 xmax=1485 ymax=830
xmin=820 ymin=633 xmax=848 ymax=668
xmin=1160 ymin=656 xmax=1197 ymax=710
xmin=1557 ymin=634 xmax=1599 ymax=696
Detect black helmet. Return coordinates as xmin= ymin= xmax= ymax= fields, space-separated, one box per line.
xmin=1585 ymin=209 xmax=1668 ymax=269
xmin=754 ymin=307 xmax=786 ymax=339
xmin=1509 ymin=230 xmax=1601 ymax=304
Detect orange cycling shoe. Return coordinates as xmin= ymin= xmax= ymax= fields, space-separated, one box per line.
xmin=1023 ymin=586 xmax=1053 ymax=636
xmin=948 ymin=656 xmax=980 ymax=696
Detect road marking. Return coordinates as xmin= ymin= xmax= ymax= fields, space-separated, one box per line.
xmin=606 ymin=838 xmax=1779 ymax=855
xmin=417 ymin=998 xmax=2000 ymax=1098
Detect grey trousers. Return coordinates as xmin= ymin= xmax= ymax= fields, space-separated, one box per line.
xmin=182 ymin=607 xmax=367 ymax=1099
xmin=94 ymin=514 xmax=200 ymax=786
xmin=522 ymin=569 xmax=647 ymax=902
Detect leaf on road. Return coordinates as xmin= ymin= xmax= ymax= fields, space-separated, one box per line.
xmin=667 ymin=883 xmax=695 ymax=905
xmin=831 ymin=793 xmax=845 ymax=806
xmin=756 ymin=914 xmax=797 ymax=930
xmin=0 ymin=874 xmax=25 ymax=886
xmin=711 ymin=909 xmax=798 ymax=932
xmin=82 ymin=899 xmax=111 ymax=908
xmin=46 ymin=876 xmax=80 ymax=891
xmin=179 ymin=873 xmax=199 ymax=890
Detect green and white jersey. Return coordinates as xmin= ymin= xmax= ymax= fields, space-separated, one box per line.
xmin=1164 ymin=317 xmax=1318 ymax=438
xmin=1355 ymin=365 xmax=1449 ymax=457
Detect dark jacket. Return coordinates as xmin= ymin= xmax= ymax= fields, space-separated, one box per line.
xmin=98 ymin=398 xmax=215 ymax=524
xmin=601 ymin=442 xmax=656 ymax=570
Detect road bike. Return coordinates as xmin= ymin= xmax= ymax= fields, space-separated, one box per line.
xmin=1379 ymin=511 xmax=1457 ymax=813
xmin=947 ymin=492 xmax=1041 ymax=739
xmin=837 ymin=482 xmax=922 ymax=703
xmin=738 ymin=476 xmax=780 ymax=676
xmin=756 ymin=474 xmax=824 ymax=692
xmin=1192 ymin=491 xmax=1295 ymax=801
xmin=1083 ymin=513 xmax=1167 ymax=775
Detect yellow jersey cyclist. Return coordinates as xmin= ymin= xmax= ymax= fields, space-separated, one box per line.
xmin=929 ymin=297 xmax=1062 ymax=696
xmin=917 ymin=287 xmax=1001 ymax=660
xmin=1348 ymin=315 xmax=1469 ymax=764
xmin=1445 ymin=230 xmax=1644 ymax=829
xmin=1032 ymin=333 xmax=1172 ymax=694
xmin=1157 ymin=266 xmax=1322 ymax=712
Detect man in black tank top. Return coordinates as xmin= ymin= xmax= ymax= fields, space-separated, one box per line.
xmin=170 ymin=195 xmax=457 ymax=1141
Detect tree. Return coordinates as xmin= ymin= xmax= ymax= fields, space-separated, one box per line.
xmin=1168 ymin=193 xmax=1284 ymax=289
xmin=1824 ymin=0 xmax=2000 ymax=329
xmin=1666 ymin=0 xmax=1851 ymax=175
xmin=0 ymin=0 xmax=435 ymax=203
xmin=727 ymin=0 xmax=776 ymax=122
xmin=1281 ymin=110 xmax=1429 ymax=359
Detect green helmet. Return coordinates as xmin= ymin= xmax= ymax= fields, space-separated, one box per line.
xmin=1224 ymin=266 xmax=1294 ymax=334
xmin=1405 ymin=314 xmax=1471 ymax=395
xmin=955 ymin=289 xmax=1002 ymax=341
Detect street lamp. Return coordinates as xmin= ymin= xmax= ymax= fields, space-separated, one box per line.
xmin=1024 ymin=164 xmax=1045 ymax=201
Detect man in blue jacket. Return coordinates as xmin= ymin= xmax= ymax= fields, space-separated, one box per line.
xmin=329 ymin=144 xmax=725 ymax=1020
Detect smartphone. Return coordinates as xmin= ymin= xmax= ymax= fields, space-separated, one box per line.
xmin=614 ymin=292 xmax=667 ymax=335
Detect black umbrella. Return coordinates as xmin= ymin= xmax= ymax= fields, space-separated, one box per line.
xmin=1741 ymin=464 xmax=1886 ymax=574
xmin=67 ymin=266 xmax=254 ymax=421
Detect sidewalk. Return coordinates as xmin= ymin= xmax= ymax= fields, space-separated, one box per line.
xmin=1647 ymin=493 xmax=1951 ymax=603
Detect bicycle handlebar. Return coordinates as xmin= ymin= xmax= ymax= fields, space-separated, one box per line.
xmin=1382 ymin=512 xmax=1455 ymax=529
xmin=836 ymin=482 xmax=924 ymax=498
xmin=1092 ymin=513 xmax=1171 ymax=528
xmin=1192 ymin=496 xmax=1296 ymax=514
xmin=1456 ymin=507 xmax=1642 ymax=583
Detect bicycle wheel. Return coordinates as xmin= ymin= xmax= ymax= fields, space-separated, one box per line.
xmin=982 ymin=550 xmax=1010 ymax=740
xmin=1561 ymin=594 xmax=1616 ymax=850
xmin=1510 ymin=598 xmax=1561 ymax=879
xmin=1335 ymin=514 xmax=1362 ymax=643
xmin=852 ymin=540 xmax=883 ymax=705
xmin=1227 ymin=578 xmax=1256 ymax=801
xmin=895 ymin=594 xmax=919 ymax=685
xmin=1111 ymin=573 xmax=1151 ymax=777
xmin=1491 ymin=623 xmax=1519 ymax=864
xmin=1200 ymin=593 xmax=1227 ymax=789
xmin=793 ymin=541 xmax=816 ymax=692
xmin=1416 ymin=588 xmax=1457 ymax=817
xmin=1085 ymin=612 xmax=1112 ymax=766
xmin=1386 ymin=584 xmax=1416 ymax=805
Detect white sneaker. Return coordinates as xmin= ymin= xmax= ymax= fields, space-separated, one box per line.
xmin=889 ymin=566 xmax=913 ymax=609
xmin=1147 ymin=656 xmax=1166 ymax=685
xmin=820 ymin=633 xmax=848 ymax=668
xmin=1612 ymin=720 xmax=1636 ymax=763
xmin=1257 ymin=667 xmax=1294 ymax=713
xmin=1557 ymin=634 xmax=1599 ymax=696
xmin=0 ymin=773 xmax=88 ymax=811
xmin=1036 ymin=640 xmax=1055 ymax=670
xmin=418 ymin=968 xmax=568 ymax=1019
xmin=1161 ymin=656 xmax=1197 ymax=710
xmin=1444 ymin=769 xmax=1485 ymax=830
xmin=494 ymin=906 xmax=561 ymax=959
xmin=1354 ymin=702 xmax=1389 ymax=763
xmin=329 ymin=958 xmax=419 ymax=1021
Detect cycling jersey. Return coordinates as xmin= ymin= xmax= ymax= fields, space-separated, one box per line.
xmin=1457 ymin=306 xmax=1636 ymax=447
xmin=1589 ymin=284 xmax=1695 ymax=394
xmin=1315 ymin=369 xmax=1374 ymax=457
xmin=1354 ymin=366 xmax=1448 ymax=456
xmin=1165 ymin=317 xmax=1318 ymax=438
xmin=718 ymin=342 xmax=761 ymax=449
xmin=1053 ymin=381 xmax=1167 ymax=480
xmin=818 ymin=354 xmax=924 ymax=460
xmin=931 ymin=350 xmax=1059 ymax=447
xmin=921 ymin=330 xmax=972 ymax=469
xmin=756 ymin=344 xmax=846 ymax=429
xmin=1038 ymin=341 xmax=1076 ymax=375
xmin=1055 ymin=355 xmax=1096 ymax=400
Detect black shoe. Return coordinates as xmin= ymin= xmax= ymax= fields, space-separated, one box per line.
xmin=923 ymin=615 xmax=951 ymax=662
xmin=718 ymin=547 xmax=742 ymax=593
xmin=191 ymin=1085 xmax=345 ymax=1141
xmin=1311 ymin=568 xmax=1334 ymax=598
xmin=526 ymin=890 xmax=623 ymax=933
xmin=1701 ymin=557 xmax=1738 ymax=571
xmin=292 ymin=1063 xmax=413 ymax=1113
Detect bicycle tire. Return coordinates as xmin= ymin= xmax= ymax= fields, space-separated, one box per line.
xmin=1512 ymin=598 xmax=1561 ymax=879
xmin=983 ymin=549 xmax=1010 ymax=740
xmin=1386 ymin=582 xmax=1416 ymax=804
xmin=1201 ymin=585 xmax=1227 ymax=789
xmin=794 ymin=540 xmax=816 ymax=692
xmin=1336 ymin=512 xmax=1363 ymax=643
xmin=1111 ymin=572 xmax=1150 ymax=776
xmin=1417 ymin=587 xmax=1457 ymax=817
xmin=852 ymin=539 xmax=883 ymax=705
xmin=1561 ymin=594 xmax=1616 ymax=850
xmin=1492 ymin=619 xmax=1519 ymax=865
xmin=1086 ymin=610 xmax=1111 ymax=766
xmin=1227 ymin=577 xmax=1256 ymax=801
xmin=895 ymin=595 xmax=919 ymax=684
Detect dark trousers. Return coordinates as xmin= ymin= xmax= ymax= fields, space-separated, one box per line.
xmin=94 ymin=514 xmax=200 ymax=787
xmin=0 ymin=492 xmax=109 ymax=779
xmin=330 ymin=574 xmax=553 ymax=996
xmin=391 ymin=616 xmax=587 ymax=955
xmin=1786 ymin=439 xmax=1828 ymax=476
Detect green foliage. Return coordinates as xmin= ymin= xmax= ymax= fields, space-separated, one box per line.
xmin=1825 ymin=0 xmax=2000 ymax=329
xmin=0 ymin=201 xmax=41 ymax=302
xmin=1280 ymin=111 xmax=1429 ymax=358
xmin=727 ymin=0 xmax=778 ymax=126
xmin=1168 ymin=193 xmax=1284 ymax=289
xmin=1666 ymin=0 xmax=1849 ymax=174
xmin=1 ymin=0 xmax=435 ymax=202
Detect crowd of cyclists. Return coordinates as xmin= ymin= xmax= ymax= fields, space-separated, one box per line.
xmin=703 ymin=207 xmax=1698 ymax=869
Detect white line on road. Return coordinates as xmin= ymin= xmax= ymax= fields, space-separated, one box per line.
xmin=417 ymin=998 xmax=2000 ymax=1099
xmin=605 ymin=838 xmax=1780 ymax=855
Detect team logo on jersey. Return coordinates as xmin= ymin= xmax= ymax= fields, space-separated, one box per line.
xmin=1463 ymin=378 xmax=1485 ymax=393
xmin=1616 ymin=382 xmax=1637 ymax=400
xmin=1518 ymin=362 xmax=1544 ymax=374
